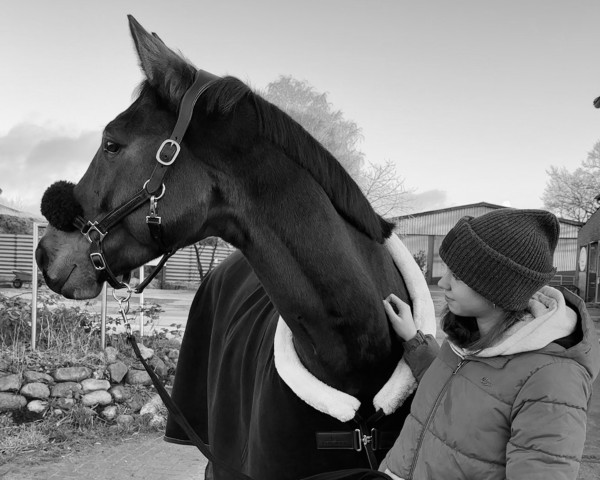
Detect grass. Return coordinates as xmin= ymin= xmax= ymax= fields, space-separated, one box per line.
xmin=0 ymin=290 xmax=179 ymax=466
xmin=0 ymin=408 xmax=165 ymax=467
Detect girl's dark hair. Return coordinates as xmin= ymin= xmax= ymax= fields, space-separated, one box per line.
xmin=441 ymin=306 xmax=527 ymax=352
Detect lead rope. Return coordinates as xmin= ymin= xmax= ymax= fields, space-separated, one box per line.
xmin=114 ymin=286 xmax=391 ymax=480
xmin=112 ymin=286 xmax=255 ymax=480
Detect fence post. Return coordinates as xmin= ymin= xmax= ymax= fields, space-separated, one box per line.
xmin=31 ymin=223 xmax=43 ymax=350
xmin=139 ymin=266 xmax=144 ymax=336
xmin=100 ymin=283 xmax=107 ymax=350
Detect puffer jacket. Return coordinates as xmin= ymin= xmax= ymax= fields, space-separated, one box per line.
xmin=379 ymin=286 xmax=600 ymax=480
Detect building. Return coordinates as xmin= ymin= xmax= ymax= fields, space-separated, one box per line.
xmin=393 ymin=202 xmax=582 ymax=287
xmin=576 ymin=204 xmax=600 ymax=302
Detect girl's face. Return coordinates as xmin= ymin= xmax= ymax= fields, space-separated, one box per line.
xmin=437 ymin=267 xmax=495 ymax=318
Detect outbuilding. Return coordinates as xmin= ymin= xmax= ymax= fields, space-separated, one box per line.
xmin=393 ymin=202 xmax=581 ymax=288
xmin=576 ymin=204 xmax=600 ymax=302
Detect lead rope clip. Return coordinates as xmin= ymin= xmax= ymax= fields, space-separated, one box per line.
xmin=146 ymin=195 xmax=162 ymax=226
xmin=112 ymin=286 xmax=133 ymax=336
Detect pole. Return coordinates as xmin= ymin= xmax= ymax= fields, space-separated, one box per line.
xmin=31 ymin=223 xmax=43 ymax=350
xmin=100 ymin=282 xmax=107 ymax=350
xmin=139 ymin=266 xmax=144 ymax=336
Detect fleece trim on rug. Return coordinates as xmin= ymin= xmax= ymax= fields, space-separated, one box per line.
xmin=274 ymin=234 xmax=436 ymax=422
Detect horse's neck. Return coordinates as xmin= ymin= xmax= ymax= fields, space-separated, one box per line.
xmin=237 ymin=210 xmax=407 ymax=397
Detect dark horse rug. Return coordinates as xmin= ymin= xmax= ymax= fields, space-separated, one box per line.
xmin=165 ymin=239 xmax=436 ymax=480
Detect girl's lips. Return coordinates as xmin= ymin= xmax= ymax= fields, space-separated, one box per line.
xmin=444 ymin=295 xmax=453 ymax=303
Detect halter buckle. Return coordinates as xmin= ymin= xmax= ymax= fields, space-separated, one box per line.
xmin=156 ymin=139 xmax=181 ymax=166
xmin=90 ymin=252 xmax=107 ymax=271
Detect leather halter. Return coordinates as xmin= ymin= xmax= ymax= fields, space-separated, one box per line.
xmin=75 ymin=69 xmax=220 ymax=292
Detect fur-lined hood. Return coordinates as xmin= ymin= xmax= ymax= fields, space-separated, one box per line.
xmin=451 ymin=286 xmax=600 ymax=381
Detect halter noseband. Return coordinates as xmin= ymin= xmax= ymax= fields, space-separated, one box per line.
xmin=41 ymin=69 xmax=220 ymax=293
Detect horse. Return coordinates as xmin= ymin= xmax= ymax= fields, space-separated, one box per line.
xmin=35 ymin=16 xmax=435 ymax=480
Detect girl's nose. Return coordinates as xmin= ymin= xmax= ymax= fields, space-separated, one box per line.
xmin=438 ymin=271 xmax=451 ymax=290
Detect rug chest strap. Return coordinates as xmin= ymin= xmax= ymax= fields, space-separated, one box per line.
xmin=316 ymin=411 xmax=397 ymax=470
xmin=316 ymin=429 xmax=397 ymax=451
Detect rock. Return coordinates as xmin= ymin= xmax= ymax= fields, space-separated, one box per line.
xmin=140 ymin=394 xmax=164 ymax=416
xmin=101 ymin=405 xmax=118 ymax=421
xmin=52 ymin=367 xmax=92 ymax=382
xmin=116 ymin=414 xmax=134 ymax=427
xmin=0 ymin=373 xmax=21 ymax=392
xmin=107 ymin=361 xmax=129 ymax=383
xmin=27 ymin=400 xmax=48 ymax=414
xmin=126 ymin=396 xmax=145 ymax=413
xmin=50 ymin=382 xmax=82 ymax=398
xmin=108 ymin=385 xmax=130 ymax=403
xmin=56 ymin=397 xmax=75 ymax=410
xmin=0 ymin=392 xmax=27 ymax=411
xmin=81 ymin=379 xmax=110 ymax=393
xmin=104 ymin=346 xmax=119 ymax=364
xmin=149 ymin=357 xmax=168 ymax=377
xmin=137 ymin=344 xmax=154 ymax=360
xmin=149 ymin=414 xmax=166 ymax=429
xmin=20 ymin=382 xmax=50 ymax=400
xmin=53 ymin=409 xmax=63 ymax=416
xmin=81 ymin=390 xmax=112 ymax=407
xmin=125 ymin=369 xmax=152 ymax=386
xmin=23 ymin=371 xmax=54 ymax=384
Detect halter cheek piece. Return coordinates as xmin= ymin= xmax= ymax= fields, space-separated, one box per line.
xmin=40 ymin=70 xmax=220 ymax=293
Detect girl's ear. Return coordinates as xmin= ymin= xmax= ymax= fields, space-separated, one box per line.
xmin=127 ymin=15 xmax=196 ymax=108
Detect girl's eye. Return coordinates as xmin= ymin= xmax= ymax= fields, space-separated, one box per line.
xmin=451 ymin=272 xmax=461 ymax=282
xmin=103 ymin=140 xmax=120 ymax=154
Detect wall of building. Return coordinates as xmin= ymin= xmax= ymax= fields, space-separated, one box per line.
xmin=395 ymin=204 xmax=580 ymax=287
xmin=576 ymin=209 xmax=600 ymax=302
xmin=0 ymin=233 xmax=235 ymax=288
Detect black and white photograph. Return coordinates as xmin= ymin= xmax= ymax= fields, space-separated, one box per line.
xmin=1 ymin=1 xmax=599 ymax=479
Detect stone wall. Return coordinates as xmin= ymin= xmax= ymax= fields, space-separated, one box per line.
xmin=0 ymin=344 xmax=179 ymax=426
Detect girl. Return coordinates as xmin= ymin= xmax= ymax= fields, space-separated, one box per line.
xmin=380 ymin=208 xmax=599 ymax=480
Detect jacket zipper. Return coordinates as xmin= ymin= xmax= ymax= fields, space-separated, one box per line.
xmin=408 ymin=357 xmax=468 ymax=479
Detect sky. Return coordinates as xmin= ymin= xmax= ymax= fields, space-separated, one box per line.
xmin=1 ymin=0 xmax=599 ymax=216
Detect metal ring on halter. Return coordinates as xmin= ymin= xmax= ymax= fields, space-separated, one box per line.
xmin=143 ymin=180 xmax=166 ymax=200
xmin=112 ymin=286 xmax=133 ymax=303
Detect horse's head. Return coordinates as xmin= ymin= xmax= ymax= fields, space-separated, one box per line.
xmin=36 ymin=16 xmax=230 ymax=299
xmin=38 ymin=16 xmax=393 ymax=310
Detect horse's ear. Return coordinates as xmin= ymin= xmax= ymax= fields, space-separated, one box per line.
xmin=127 ymin=15 xmax=195 ymax=107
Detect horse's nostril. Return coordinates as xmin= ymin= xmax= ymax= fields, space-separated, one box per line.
xmin=35 ymin=246 xmax=47 ymax=271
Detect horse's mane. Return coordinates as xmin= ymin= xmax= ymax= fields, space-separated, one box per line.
xmin=142 ymin=75 xmax=394 ymax=243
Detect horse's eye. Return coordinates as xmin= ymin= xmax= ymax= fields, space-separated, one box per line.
xmin=103 ymin=140 xmax=120 ymax=154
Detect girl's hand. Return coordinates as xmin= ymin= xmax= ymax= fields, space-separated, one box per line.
xmin=383 ymin=294 xmax=418 ymax=342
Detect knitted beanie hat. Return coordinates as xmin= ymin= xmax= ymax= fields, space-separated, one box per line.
xmin=439 ymin=209 xmax=559 ymax=311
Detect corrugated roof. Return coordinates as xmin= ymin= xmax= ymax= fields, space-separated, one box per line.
xmin=392 ymin=202 xmax=582 ymax=237
xmin=0 ymin=202 xmax=42 ymax=219
xmin=394 ymin=202 xmax=505 ymax=220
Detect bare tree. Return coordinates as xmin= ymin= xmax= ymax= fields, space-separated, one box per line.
xmin=357 ymin=161 xmax=413 ymax=217
xmin=261 ymin=76 xmax=409 ymax=215
xmin=542 ymin=140 xmax=600 ymax=222
xmin=262 ymin=76 xmax=364 ymax=177
xmin=193 ymin=237 xmax=229 ymax=281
